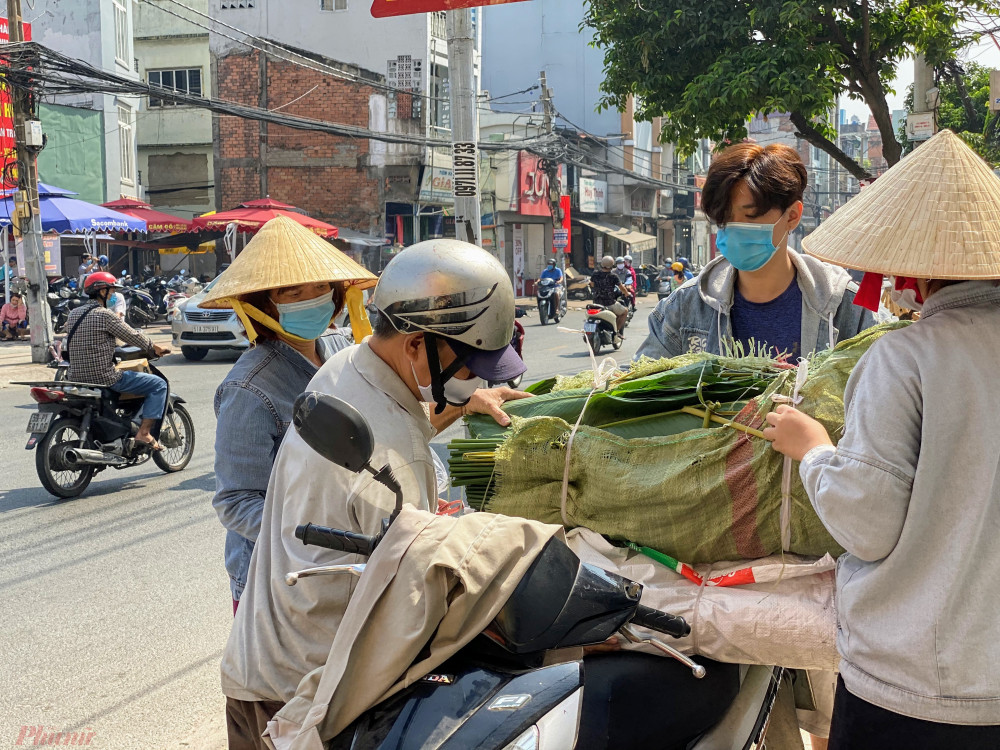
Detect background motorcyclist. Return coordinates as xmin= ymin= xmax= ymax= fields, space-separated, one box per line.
xmin=538 ymin=257 xmax=563 ymax=311
xmin=623 ymin=254 xmax=639 ymax=292
xmin=65 ymin=271 xmax=171 ymax=449
xmin=591 ymin=255 xmax=629 ymax=333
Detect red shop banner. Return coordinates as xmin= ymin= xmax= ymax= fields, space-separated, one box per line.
xmin=0 ymin=19 xmax=31 ymax=190
xmin=518 ymin=151 xmax=563 ymax=217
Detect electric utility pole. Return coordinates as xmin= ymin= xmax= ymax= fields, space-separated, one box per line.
xmin=910 ymin=53 xmax=939 ymax=145
xmin=446 ymin=8 xmax=481 ymax=246
xmin=7 ymin=0 xmax=51 ymax=363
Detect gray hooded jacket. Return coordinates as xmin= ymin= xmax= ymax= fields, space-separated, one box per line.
xmin=637 ymin=252 xmax=875 ymax=360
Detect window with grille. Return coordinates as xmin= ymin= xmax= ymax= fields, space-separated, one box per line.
xmin=113 ymin=0 xmax=130 ymax=67
xmin=147 ymin=68 xmax=203 ymax=107
xmin=118 ymin=104 xmax=135 ymax=186
xmin=320 ymin=0 xmax=347 ymax=9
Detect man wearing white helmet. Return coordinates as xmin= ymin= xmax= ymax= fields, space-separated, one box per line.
xmin=220 ymin=239 xmax=529 ymax=749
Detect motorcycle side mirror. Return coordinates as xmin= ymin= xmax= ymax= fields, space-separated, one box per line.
xmin=292 ymin=391 xmax=374 ymax=472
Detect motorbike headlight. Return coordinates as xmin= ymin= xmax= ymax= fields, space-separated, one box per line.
xmin=499 ymin=726 xmax=538 ymax=750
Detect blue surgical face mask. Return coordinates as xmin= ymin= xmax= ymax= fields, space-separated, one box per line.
xmin=274 ymin=293 xmax=335 ymax=340
xmin=715 ymin=219 xmax=788 ymax=272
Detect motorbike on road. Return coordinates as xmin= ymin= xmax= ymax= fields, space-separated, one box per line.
xmin=536 ymin=278 xmax=567 ymax=325
xmin=16 ymin=347 xmax=195 ymax=498
xmin=583 ymin=301 xmax=624 ymax=355
xmin=282 ymin=393 xmax=782 ymax=750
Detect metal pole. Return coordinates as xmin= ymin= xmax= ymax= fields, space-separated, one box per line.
xmin=446 ymin=8 xmax=481 ymax=246
xmin=912 ymin=53 xmax=939 ymax=138
xmin=7 ymin=0 xmax=52 ymax=362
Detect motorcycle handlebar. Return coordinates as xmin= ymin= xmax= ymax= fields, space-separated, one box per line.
xmin=295 ymin=523 xmax=377 ymax=557
xmin=630 ymin=604 xmax=691 ymax=639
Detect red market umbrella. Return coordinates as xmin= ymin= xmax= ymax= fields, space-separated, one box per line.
xmin=190 ymin=197 xmax=338 ymax=239
xmin=101 ymin=197 xmax=191 ymax=234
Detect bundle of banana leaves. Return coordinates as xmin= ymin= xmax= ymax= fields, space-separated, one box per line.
xmin=447 ymin=323 xmax=906 ymax=563
xmin=451 ymin=356 xmax=784 ymax=509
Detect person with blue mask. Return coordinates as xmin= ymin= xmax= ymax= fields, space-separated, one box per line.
xmin=638 ymin=142 xmax=876 ymax=748
xmin=638 ymin=142 xmax=874 ymax=364
xmin=206 ymin=217 xmax=379 ymax=615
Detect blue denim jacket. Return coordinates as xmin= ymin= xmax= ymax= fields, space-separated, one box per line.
xmin=213 ymin=333 xmax=351 ymax=600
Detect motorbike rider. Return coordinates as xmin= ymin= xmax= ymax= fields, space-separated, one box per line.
xmin=591 ymin=255 xmax=630 ymax=334
xmin=538 ymin=257 xmax=563 ymax=311
xmin=672 ymin=260 xmax=694 ymax=282
xmin=65 ymin=271 xmax=171 ymax=450
xmin=220 ymin=239 xmax=529 ymax=750
xmin=623 ymin=254 xmax=639 ymax=293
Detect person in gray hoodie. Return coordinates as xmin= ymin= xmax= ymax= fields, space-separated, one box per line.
xmin=764 ymin=129 xmax=1000 ymax=748
xmin=639 ymin=142 xmax=875 ymax=748
xmin=638 ymin=143 xmax=874 ymax=363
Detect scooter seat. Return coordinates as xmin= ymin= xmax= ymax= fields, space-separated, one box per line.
xmin=576 ymin=652 xmax=740 ymax=750
xmin=586 ymin=304 xmax=604 ymax=311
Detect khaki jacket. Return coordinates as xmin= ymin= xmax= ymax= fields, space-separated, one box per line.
xmin=263 ymin=506 xmax=562 ymax=750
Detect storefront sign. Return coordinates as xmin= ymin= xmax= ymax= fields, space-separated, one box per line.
xmin=512 ymin=224 xmax=525 ymax=295
xmin=419 ymin=165 xmax=455 ymax=205
xmin=451 ymin=142 xmax=478 ymax=198
xmin=579 ymin=178 xmax=607 ymax=214
xmin=15 ymin=234 xmax=60 ymax=276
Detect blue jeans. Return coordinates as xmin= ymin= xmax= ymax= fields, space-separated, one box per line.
xmin=112 ymin=370 xmax=168 ymax=421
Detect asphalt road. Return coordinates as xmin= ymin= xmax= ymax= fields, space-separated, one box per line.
xmin=0 ymin=298 xmax=656 ymax=750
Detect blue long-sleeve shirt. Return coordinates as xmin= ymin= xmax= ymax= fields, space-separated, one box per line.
xmin=212 ymin=333 xmax=351 ymax=600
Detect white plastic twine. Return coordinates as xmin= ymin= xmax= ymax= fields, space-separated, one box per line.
xmin=557 ymin=325 xmax=619 ymax=527
xmin=771 ymin=359 xmax=809 ymax=550
xmin=224 ymin=222 xmax=238 ymax=260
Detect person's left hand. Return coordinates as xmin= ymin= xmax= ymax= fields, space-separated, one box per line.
xmin=463 ymin=387 xmax=532 ymax=427
xmin=763 ymin=404 xmax=833 ymax=461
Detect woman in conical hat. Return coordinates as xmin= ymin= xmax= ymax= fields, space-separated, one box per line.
xmin=205 ymin=215 xmax=376 ymax=613
xmin=763 ymin=131 xmax=1000 ymax=747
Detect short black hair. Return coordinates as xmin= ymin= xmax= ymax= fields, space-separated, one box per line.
xmin=702 ymin=143 xmax=807 ymax=226
xmin=370 ymin=308 xmax=399 ymax=339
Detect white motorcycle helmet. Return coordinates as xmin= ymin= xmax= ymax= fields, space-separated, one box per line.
xmin=624 ymin=254 xmax=633 ymax=264
xmin=372 ymin=239 xmax=525 ymax=413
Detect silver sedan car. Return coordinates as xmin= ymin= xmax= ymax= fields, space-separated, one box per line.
xmin=170 ymin=278 xmax=249 ymax=361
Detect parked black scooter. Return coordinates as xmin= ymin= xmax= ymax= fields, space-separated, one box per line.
xmin=283 ymin=393 xmax=782 ymax=750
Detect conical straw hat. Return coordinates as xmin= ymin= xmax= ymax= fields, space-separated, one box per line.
xmin=201 ymin=215 xmax=377 ymax=309
xmin=801 ymin=129 xmax=1000 ymax=279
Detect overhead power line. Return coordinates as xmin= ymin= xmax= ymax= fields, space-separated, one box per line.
xmin=0 ymin=42 xmax=560 ymax=153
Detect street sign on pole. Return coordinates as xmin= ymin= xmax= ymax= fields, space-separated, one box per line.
xmin=991 ymin=70 xmax=1000 ymax=112
xmin=552 ymin=229 xmax=568 ymax=249
xmin=371 ymin=0 xmax=528 ymax=18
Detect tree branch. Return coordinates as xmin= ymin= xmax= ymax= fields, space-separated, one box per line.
xmin=790 ymin=111 xmax=873 ymax=181
xmin=947 ymin=60 xmax=982 ymax=132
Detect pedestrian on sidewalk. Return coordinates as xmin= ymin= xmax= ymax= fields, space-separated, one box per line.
xmin=1 ymin=291 xmax=28 ymax=340
xmin=764 ymin=130 xmax=1000 ymax=749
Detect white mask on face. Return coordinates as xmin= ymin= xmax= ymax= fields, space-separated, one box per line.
xmin=410 ymin=361 xmax=483 ymax=406
xmin=616 ymin=263 xmax=625 ymax=270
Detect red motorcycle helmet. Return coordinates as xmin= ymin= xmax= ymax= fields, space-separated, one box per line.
xmin=83 ymin=271 xmax=122 ymax=296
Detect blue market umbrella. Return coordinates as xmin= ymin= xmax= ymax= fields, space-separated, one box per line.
xmin=0 ymin=183 xmax=147 ymax=233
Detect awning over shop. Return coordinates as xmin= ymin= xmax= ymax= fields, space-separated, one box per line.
xmin=335 ymin=228 xmax=386 ymax=247
xmin=577 ymin=219 xmax=656 ymax=253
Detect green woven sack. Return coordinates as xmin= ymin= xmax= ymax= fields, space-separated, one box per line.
xmin=465 ymin=323 xmax=905 ymax=563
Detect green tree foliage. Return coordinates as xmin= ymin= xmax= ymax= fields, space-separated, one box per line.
xmin=900 ymin=61 xmax=1000 ymax=165
xmin=584 ymin=0 xmax=1000 ymax=179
